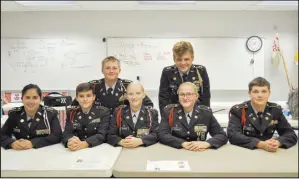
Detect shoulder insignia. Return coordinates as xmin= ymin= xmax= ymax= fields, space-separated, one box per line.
xmin=96 ymin=105 xmax=110 ymax=111
xmin=8 ymin=107 xmax=23 ymax=115
xmin=67 ymin=106 xmax=80 ymax=112
xmin=144 ymin=106 xmax=153 ymax=110
xmin=164 ymin=103 xmax=179 ymax=110
xmin=197 ymin=105 xmax=212 ymax=112
xmin=120 ymin=79 xmax=132 ymax=84
xmin=267 ymin=102 xmax=281 ymax=109
xmin=89 ymin=79 xmax=102 ymax=84
xmin=231 ymin=101 xmax=249 ymax=111
xmin=165 ymin=65 xmax=175 ymax=71
xmin=115 ymin=104 xmax=127 ymax=110
xmin=193 ymin=64 xmax=204 ymax=69
xmin=44 ymin=106 xmax=58 ymax=113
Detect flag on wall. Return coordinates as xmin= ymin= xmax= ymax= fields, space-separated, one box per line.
xmin=272 ymin=33 xmax=295 ymax=92
xmin=295 ymin=50 xmax=298 ymax=65
xmin=272 ymin=33 xmax=280 ymax=67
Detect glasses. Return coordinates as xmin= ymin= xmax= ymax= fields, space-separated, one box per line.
xmin=178 ymin=93 xmax=195 ymax=98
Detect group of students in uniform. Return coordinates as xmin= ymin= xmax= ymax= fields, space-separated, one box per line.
xmin=1 ymin=41 xmax=297 ymax=153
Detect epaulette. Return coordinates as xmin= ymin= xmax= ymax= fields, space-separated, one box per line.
xmin=67 ymin=106 xmax=80 ymax=112
xmin=267 ymin=102 xmax=281 ymax=109
xmin=89 ymin=79 xmax=102 ymax=85
xmin=96 ymin=105 xmax=110 ymax=111
xmin=8 ymin=107 xmax=23 ymax=115
xmin=193 ymin=64 xmax=204 ymax=69
xmin=43 ymin=106 xmax=58 ymax=113
xmin=144 ymin=105 xmax=153 ymax=110
xmin=164 ymin=103 xmax=179 ymax=110
xmin=164 ymin=65 xmax=176 ymax=71
xmin=231 ymin=101 xmax=249 ymax=111
xmin=115 ymin=104 xmax=127 ymax=110
xmin=120 ymin=79 xmax=132 ymax=84
xmin=197 ymin=105 xmax=212 ymax=112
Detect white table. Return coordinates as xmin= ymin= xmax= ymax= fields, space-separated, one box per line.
xmin=113 ymin=143 xmax=298 ymax=177
xmin=1 ymin=143 xmax=122 ymax=177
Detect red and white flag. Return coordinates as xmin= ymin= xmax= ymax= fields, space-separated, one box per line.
xmin=272 ymin=33 xmax=281 ymax=67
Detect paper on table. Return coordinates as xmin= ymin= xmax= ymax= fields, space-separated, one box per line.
xmin=71 ymin=157 xmax=103 ymax=170
xmin=146 ymin=160 xmax=190 ymax=171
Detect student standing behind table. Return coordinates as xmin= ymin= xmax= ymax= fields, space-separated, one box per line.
xmin=72 ymin=56 xmax=153 ymax=114
xmin=159 ymin=41 xmax=211 ymax=115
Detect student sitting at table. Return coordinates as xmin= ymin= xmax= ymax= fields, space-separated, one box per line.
xmin=108 ymin=81 xmax=159 ymax=148
xmin=62 ymin=83 xmax=110 ymax=151
xmin=0 ymin=84 xmax=62 ymax=150
xmin=158 ymin=82 xmax=228 ymax=151
xmin=227 ymin=77 xmax=297 ymax=152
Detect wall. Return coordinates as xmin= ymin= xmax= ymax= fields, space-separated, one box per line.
xmin=1 ymin=11 xmax=298 ymax=103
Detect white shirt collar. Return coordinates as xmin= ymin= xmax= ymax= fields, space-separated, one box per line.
xmin=105 ymin=82 xmax=117 ymax=92
xmin=184 ymin=110 xmax=193 ymax=118
xmin=250 ymin=101 xmax=264 ymax=115
xmin=178 ymin=69 xmax=190 ymax=77
xmin=131 ymin=109 xmax=140 ymax=118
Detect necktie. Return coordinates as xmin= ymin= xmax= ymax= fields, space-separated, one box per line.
xmin=27 ymin=118 xmax=32 ymax=128
xmin=182 ymin=73 xmax=188 ymax=82
xmin=132 ymin=114 xmax=137 ymax=127
xmin=107 ymin=88 xmax=113 ymax=96
xmin=257 ymin=112 xmax=263 ymax=126
xmin=187 ymin=114 xmax=191 ymax=124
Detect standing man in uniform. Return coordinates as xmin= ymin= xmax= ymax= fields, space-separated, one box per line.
xmin=62 ymin=83 xmax=110 ymax=151
xmin=158 ymin=82 xmax=227 ymax=151
xmin=159 ymin=41 xmax=211 ymax=114
xmin=72 ymin=56 xmax=153 ymax=114
xmin=227 ymin=77 xmax=297 ymax=152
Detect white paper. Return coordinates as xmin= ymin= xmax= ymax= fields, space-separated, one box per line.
xmin=146 ymin=160 xmax=190 ymax=171
xmin=71 ymin=157 xmax=103 ymax=170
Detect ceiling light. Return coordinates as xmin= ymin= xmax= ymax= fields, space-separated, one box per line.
xmin=256 ymin=1 xmax=298 ymax=6
xmin=140 ymin=1 xmax=197 ymax=5
xmin=14 ymin=1 xmax=77 ymax=6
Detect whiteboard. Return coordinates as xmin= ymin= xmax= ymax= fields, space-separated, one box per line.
xmin=1 ymin=37 xmax=106 ymax=90
xmin=107 ymin=38 xmax=264 ymax=90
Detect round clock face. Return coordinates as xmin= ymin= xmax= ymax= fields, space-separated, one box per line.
xmin=246 ymin=36 xmax=263 ymax=52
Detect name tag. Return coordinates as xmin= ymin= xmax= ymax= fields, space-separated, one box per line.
xmin=121 ymin=126 xmax=129 ymax=131
xmin=90 ymin=118 xmax=101 ymax=124
xmin=36 ymin=129 xmax=49 ymax=135
xmin=13 ymin=128 xmax=20 ymax=133
xmin=171 ymin=126 xmax=182 ymax=132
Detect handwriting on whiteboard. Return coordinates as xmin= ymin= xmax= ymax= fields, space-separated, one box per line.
xmin=111 ymin=41 xmax=171 ymax=66
xmin=5 ymin=39 xmax=93 ymax=73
